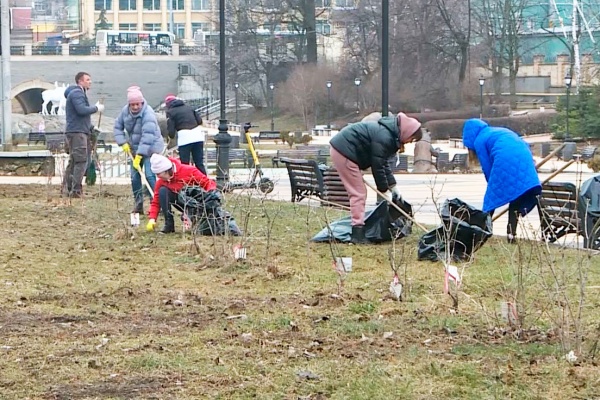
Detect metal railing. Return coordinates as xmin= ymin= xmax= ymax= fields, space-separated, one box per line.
xmin=10 ymin=46 xmax=25 ymax=55
xmin=99 ymin=152 xmax=131 ymax=178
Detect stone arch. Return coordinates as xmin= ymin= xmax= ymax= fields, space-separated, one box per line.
xmin=11 ymin=79 xmax=59 ymax=114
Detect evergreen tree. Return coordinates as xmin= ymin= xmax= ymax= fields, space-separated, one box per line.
xmin=552 ymin=87 xmax=600 ymax=140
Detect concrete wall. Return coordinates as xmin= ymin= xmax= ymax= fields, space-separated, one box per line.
xmin=11 ymin=56 xmax=211 ymax=117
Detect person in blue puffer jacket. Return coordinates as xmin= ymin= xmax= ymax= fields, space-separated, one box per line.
xmin=462 ymin=119 xmax=541 ymax=243
xmin=114 ymin=85 xmax=165 ymax=213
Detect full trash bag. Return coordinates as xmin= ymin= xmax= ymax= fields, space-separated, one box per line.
xmin=311 ymin=198 xmax=413 ymax=243
xmin=578 ymin=175 xmax=600 ymax=249
xmin=418 ymin=198 xmax=492 ymax=261
xmin=178 ymin=186 xmax=242 ymax=236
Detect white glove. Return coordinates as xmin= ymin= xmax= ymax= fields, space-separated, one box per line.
xmin=95 ymin=101 xmax=105 ymax=113
xmin=391 ymin=186 xmax=401 ymax=201
xmin=380 ymin=191 xmax=393 ymax=203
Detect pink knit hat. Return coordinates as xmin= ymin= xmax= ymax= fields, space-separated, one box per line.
xmin=397 ymin=112 xmax=422 ymax=143
xmin=165 ymin=94 xmax=177 ymax=104
xmin=127 ymin=85 xmax=144 ymax=104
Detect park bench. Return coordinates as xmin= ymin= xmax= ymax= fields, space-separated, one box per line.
xmin=450 ymin=153 xmax=469 ymax=172
xmin=294 ymin=145 xmax=329 ymax=151
xmin=45 ymin=133 xmax=67 ymax=153
xmin=537 ymin=181 xmax=599 ymax=249
xmin=272 ymin=148 xmax=328 ymax=168
xmin=280 ymin=158 xmax=324 ymax=202
xmin=96 ymin=140 xmax=113 ymax=153
xmin=206 ymin=148 xmax=248 ymax=168
xmin=580 ymin=145 xmax=597 ymax=161
xmin=279 ymin=158 xmax=350 ymax=208
xmin=254 ymin=131 xmax=281 ymax=143
xmin=321 ymin=167 xmax=350 ymax=208
xmin=388 ymin=155 xmax=409 ymax=172
xmin=28 ymin=132 xmax=46 ymax=145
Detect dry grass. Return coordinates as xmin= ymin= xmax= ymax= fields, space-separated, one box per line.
xmin=1 ymin=184 xmax=599 ymax=400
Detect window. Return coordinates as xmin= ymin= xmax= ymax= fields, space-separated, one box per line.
xmin=144 ymin=23 xmax=162 ymax=31
xmin=192 ymin=0 xmax=210 ymax=10
xmin=143 ymin=0 xmax=160 ymax=11
xmin=174 ymin=23 xmax=185 ymax=38
xmin=119 ymin=0 xmax=136 ymax=11
xmin=95 ymin=0 xmax=113 ymax=11
xmin=334 ymin=0 xmax=354 ymax=8
xmin=33 ymin=0 xmax=51 ymax=15
xmin=315 ymin=0 xmax=331 ymax=7
xmin=119 ymin=23 xmax=137 ymax=30
xmin=316 ymin=20 xmax=332 ymax=35
xmin=170 ymin=0 xmax=185 ymax=10
xmin=192 ymin=22 xmax=210 ymax=32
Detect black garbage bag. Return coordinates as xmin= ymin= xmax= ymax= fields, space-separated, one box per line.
xmin=311 ymin=198 xmax=413 ymax=243
xmin=578 ymin=175 xmax=600 ymax=249
xmin=178 ymin=186 xmax=242 ymax=236
xmin=418 ymin=198 xmax=492 ymax=261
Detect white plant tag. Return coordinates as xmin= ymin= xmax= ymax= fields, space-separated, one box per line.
xmin=233 ymin=245 xmax=247 ymax=260
xmin=446 ymin=265 xmax=460 ymax=284
xmin=389 ymin=275 xmax=402 ymax=301
xmin=130 ymin=213 xmax=140 ymax=227
xmin=500 ymin=301 xmax=519 ymax=325
xmin=335 ymin=257 xmax=352 ymax=272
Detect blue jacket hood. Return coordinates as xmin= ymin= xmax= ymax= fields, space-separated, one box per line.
xmin=462 ymin=119 xmax=488 ymax=150
xmin=64 ymin=85 xmax=79 ymax=98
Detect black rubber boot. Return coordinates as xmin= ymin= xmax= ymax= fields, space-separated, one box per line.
xmin=351 ymin=225 xmax=370 ymax=244
xmin=159 ymin=218 xmax=175 ymax=234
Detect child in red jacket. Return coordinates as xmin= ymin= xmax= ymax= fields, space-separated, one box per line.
xmin=146 ymin=154 xmax=217 ymax=233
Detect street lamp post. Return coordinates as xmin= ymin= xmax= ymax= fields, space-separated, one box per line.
xmin=565 ymin=74 xmax=572 ymax=141
xmin=354 ymin=77 xmax=361 ymax=114
xmin=234 ymin=82 xmax=239 ymax=125
xmin=326 ymin=81 xmax=332 ymax=129
xmin=381 ymin=0 xmax=389 ymax=117
xmin=212 ymin=0 xmax=231 ymax=189
xmin=478 ymin=76 xmax=485 ymax=119
xmin=269 ymin=82 xmax=275 ymax=132
xmin=204 ymin=85 xmax=209 ymax=121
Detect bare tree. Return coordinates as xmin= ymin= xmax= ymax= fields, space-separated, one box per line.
xmin=283 ymin=0 xmax=319 ymax=63
xmin=472 ymin=0 xmax=528 ymax=107
xmin=434 ymin=0 xmax=471 ymax=104
xmin=277 ymin=63 xmax=339 ymax=128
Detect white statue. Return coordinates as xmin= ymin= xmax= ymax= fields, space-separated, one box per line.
xmin=41 ymin=83 xmax=68 ymax=116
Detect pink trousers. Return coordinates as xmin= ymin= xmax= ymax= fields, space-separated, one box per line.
xmin=330 ymin=147 xmax=367 ymax=226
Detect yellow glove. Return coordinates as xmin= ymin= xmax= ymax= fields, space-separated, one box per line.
xmin=121 ymin=143 xmax=131 ymax=154
xmin=133 ymin=154 xmax=143 ymax=171
xmin=146 ymin=219 xmax=156 ymax=232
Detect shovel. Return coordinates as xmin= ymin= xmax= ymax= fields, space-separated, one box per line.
xmin=126 ymin=150 xmax=155 ymax=198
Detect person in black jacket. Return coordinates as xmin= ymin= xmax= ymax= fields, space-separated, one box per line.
xmin=165 ymin=95 xmax=206 ymax=174
xmin=329 ymin=112 xmax=423 ymax=244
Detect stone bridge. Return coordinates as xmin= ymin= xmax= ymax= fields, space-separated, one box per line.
xmin=10 ymin=55 xmax=211 ymax=118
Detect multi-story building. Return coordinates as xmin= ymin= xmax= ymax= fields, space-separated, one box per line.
xmin=80 ymin=0 xmax=356 ymax=45
xmin=81 ymin=0 xmax=216 ymax=41
xmin=8 ymin=0 xmax=81 ymax=44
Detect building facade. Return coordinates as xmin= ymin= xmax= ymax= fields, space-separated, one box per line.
xmin=81 ymin=0 xmax=357 ymax=43
xmin=82 ymin=0 xmax=215 ymax=41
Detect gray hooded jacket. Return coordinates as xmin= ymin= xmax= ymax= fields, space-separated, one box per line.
xmin=113 ymin=102 xmax=165 ymax=157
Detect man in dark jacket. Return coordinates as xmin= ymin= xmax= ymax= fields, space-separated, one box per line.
xmin=165 ymin=95 xmax=206 ymax=174
xmin=62 ymin=71 xmax=104 ymax=198
xmin=329 ymin=113 xmax=422 ymax=244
